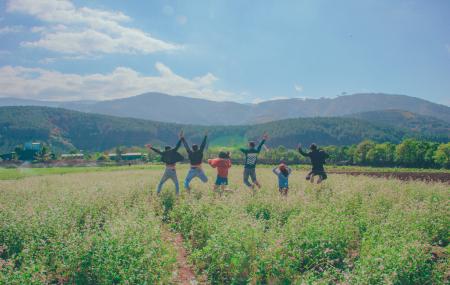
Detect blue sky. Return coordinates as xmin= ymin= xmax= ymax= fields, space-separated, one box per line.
xmin=0 ymin=0 xmax=449 ymax=105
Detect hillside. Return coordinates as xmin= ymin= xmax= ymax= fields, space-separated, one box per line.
xmin=1 ymin=93 xmax=449 ymax=125
xmin=0 ymin=106 xmax=420 ymax=153
xmin=346 ymin=110 xmax=450 ymax=140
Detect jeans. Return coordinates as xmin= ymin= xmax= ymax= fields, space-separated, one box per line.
xmin=184 ymin=167 xmax=208 ymax=189
xmin=243 ymin=168 xmax=257 ymax=187
xmin=157 ymin=168 xmax=179 ymax=195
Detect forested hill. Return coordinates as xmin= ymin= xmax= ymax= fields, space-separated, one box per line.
xmin=0 ymin=106 xmax=444 ymax=153
xmin=346 ymin=110 xmax=450 ymax=139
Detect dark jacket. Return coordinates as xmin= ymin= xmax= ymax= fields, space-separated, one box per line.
xmin=151 ymin=139 xmax=184 ymax=165
xmin=182 ymin=136 xmax=207 ymax=166
xmin=240 ymin=140 xmax=265 ymax=169
xmin=298 ymin=147 xmax=329 ymax=171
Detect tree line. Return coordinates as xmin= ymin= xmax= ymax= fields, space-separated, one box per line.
xmin=3 ymin=139 xmax=449 ymax=169
xmin=93 ymin=139 xmax=450 ymax=169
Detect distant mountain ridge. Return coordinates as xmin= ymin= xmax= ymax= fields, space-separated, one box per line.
xmin=0 ymin=106 xmax=447 ymax=153
xmin=346 ymin=110 xmax=450 ymax=137
xmin=1 ymin=93 xmax=449 ymax=125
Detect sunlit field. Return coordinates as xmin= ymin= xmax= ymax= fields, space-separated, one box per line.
xmin=0 ymin=166 xmax=448 ymax=284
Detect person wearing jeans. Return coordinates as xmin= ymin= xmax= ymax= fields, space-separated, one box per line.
xmin=240 ymin=132 xmax=268 ymax=190
xmin=181 ymin=131 xmax=209 ymax=192
xmin=146 ymin=131 xmax=184 ymax=195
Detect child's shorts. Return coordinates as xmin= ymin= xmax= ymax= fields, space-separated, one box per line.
xmin=215 ymin=176 xmax=228 ymax=185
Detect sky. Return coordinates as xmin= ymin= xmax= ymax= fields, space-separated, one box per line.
xmin=0 ymin=0 xmax=449 ymax=105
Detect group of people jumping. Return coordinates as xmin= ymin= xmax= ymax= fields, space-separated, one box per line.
xmin=145 ymin=131 xmax=329 ymax=196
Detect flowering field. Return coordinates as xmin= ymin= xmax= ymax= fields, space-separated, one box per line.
xmin=0 ymin=166 xmax=448 ymax=284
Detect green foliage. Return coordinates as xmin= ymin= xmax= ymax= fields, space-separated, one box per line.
xmin=434 ymin=143 xmax=450 ymax=168
xmin=3 ymin=105 xmax=446 ymax=154
xmin=0 ymin=170 xmax=176 ymax=284
xmin=164 ymin=167 xmax=449 ymax=284
xmin=0 ymin=165 xmax=448 ymax=284
xmin=354 ymin=140 xmax=376 ymax=164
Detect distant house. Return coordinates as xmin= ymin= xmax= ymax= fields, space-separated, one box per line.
xmin=0 ymin=152 xmax=16 ymax=161
xmin=108 ymin=152 xmax=147 ymax=161
xmin=24 ymin=142 xmax=42 ymax=152
xmin=61 ymin=153 xmax=84 ymax=159
xmin=18 ymin=142 xmax=43 ymax=161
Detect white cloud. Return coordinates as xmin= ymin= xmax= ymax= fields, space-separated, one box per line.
xmin=252 ymin=96 xmax=290 ymax=104
xmin=0 ymin=25 xmax=23 ymax=34
xmin=6 ymin=0 xmax=180 ymax=55
xmin=0 ymin=63 xmax=238 ymax=102
xmin=294 ymin=84 xmax=303 ymax=93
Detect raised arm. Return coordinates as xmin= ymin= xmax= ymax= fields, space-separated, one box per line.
xmin=256 ymin=139 xmax=266 ymax=153
xmin=173 ymin=138 xmax=182 ymax=151
xmin=150 ymin=147 xmax=162 ymax=155
xmin=256 ymin=132 xmax=268 ymax=153
xmin=272 ymin=167 xmax=279 ymax=175
xmin=174 ymin=130 xmax=183 ymax=151
xmin=298 ymin=144 xmax=310 ymax=157
xmin=200 ymin=135 xmax=208 ymax=152
xmin=182 ymin=138 xmax=192 ymax=153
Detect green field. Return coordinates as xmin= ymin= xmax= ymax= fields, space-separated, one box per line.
xmin=0 ymin=164 xmax=448 ymax=181
xmin=0 ymin=165 xmax=448 ymax=284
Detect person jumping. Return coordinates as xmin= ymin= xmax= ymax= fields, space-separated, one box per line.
xmin=240 ymin=132 xmax=268 ymax=190
xmin=272 ymin=161 xmax=292 ymax=196
xmin=208 ymin=151 xmax=232 ymax=195
xmin=146 ymin=131 xmax=184 ymax=195
xmin=298 ymin=143 xmax=329 ymax=184
xmin=181 ymin=131 xmax=208 ymax=192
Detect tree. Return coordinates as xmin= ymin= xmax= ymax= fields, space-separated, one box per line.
xmin=395 ymin=139 xmax=420 ymax=166
xmin=115 ymin=146 xmax=124 ymax=162
xmin=354 ymin=140 xmax=376 ymax=165
xmin=423 ymin=142 xmax=439 ymax=168
xmin=97 ymin=153 xmax=110 ymax=162
xmin=35 ymin=145 xmax=50 ymax=162
xmin=433 ymin=143 xmax=450 ymax=168
xmin=366 ymin=143 xmax=395 ymax=166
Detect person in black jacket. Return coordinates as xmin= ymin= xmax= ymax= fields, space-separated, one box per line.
xmin=298 ymin=143 xmax=329 ymax=184
xmin=181 ymin=131 xmax=208 ymax=192
xmin=146 ymin=131 xmax=184 ymax=195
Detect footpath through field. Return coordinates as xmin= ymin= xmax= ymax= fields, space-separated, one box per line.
xmin=162 ymin=227 xmax=206 ymax=285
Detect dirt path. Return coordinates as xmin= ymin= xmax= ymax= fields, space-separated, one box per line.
xmin=162 ymin=227 xmax=206 ymax=285
xmin=329 ymin=171 xmax=450 ymax=183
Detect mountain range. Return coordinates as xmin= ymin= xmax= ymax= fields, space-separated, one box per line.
xmin=0 ymin=106 xmax=448 ymax=153
xmin=1 ymin=93 xmax=449 ymax=125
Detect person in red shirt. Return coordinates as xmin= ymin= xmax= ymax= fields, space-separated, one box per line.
xmin=208 ymin=151 xmax=232 ymax=194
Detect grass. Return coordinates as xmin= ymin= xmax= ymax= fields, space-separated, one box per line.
xmin=0 ymin=164 xmax=165 ymax=180
xmin=1 ymin=163 xmax=448 ymax=181
xmin=0 ymin=165 xmax=448 ymax=284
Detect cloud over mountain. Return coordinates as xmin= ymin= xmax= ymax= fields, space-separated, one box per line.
xmin=0 ymin=63 xmax=237 ymax=101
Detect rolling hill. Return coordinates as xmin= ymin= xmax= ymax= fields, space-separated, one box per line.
xmin=0 ymin=106 xmax=441 ymax=153
xmin=1 ymin=93 xmax=449 ymax=125
xmin=346 ymin=110 xmax=450 ymax=140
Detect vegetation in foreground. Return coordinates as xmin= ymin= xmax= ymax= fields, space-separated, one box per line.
xmin=0 ymin=166 xmax=448 ymax=284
